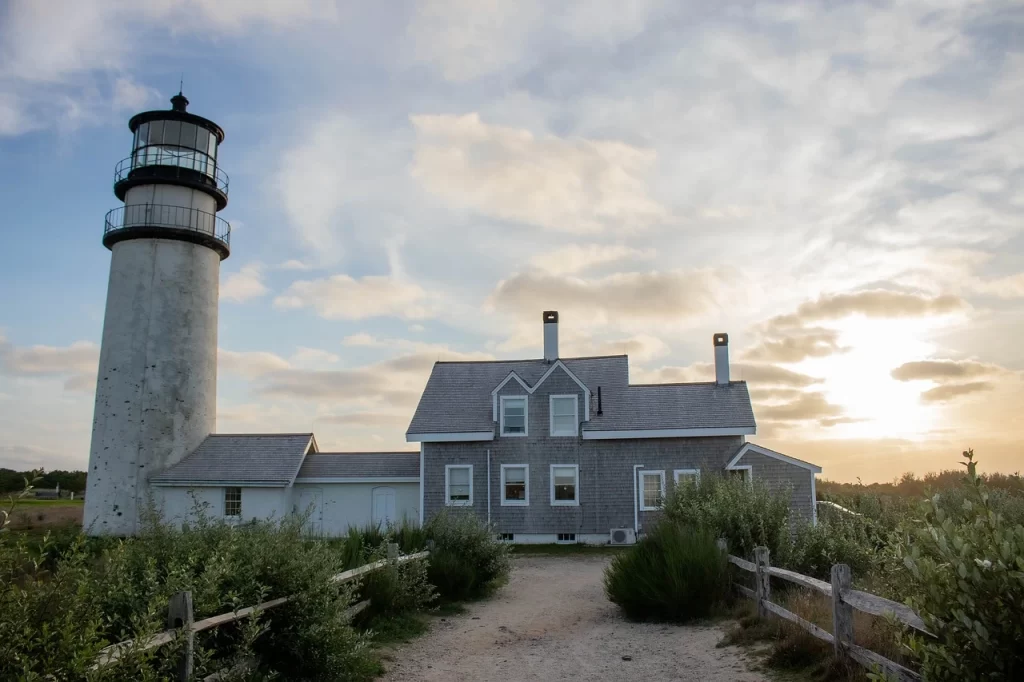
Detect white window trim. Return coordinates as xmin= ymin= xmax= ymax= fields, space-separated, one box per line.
xmin=727 ymin=464 xmax=754 ymax=487
xmin=500 ymin=464 xmax=530 ymax=506
xmin=549 ymin=394 xmax=579 ymax=437
xmin=500 ymin=395 xmax=529 ymax=437
xmin=673 ymin=468 xmax=701 ymax=485
xmin=224 ymin=486 xmax=242 ymax=517
xmin=445 ymin=464 xmax=473 ymax=506
xmin=549 ymin=463 xmax=580 ymax=506
xmin=639 ymin=470 xmax=665 ymax=511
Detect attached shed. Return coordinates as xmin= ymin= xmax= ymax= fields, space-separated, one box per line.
xmin=293 ymin=452 xmax=420 ymax=535
xmin=148 ymin=434 xmax=420 ymax=536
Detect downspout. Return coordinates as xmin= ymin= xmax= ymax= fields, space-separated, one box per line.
xmin=632 ymin=464 xmax=645 ymax=537
xmin=487 ymin=448 xmax=492 ymax=527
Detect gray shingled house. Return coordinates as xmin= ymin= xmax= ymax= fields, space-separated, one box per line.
xmin=406 ymin=311 xmax=821 ymax=544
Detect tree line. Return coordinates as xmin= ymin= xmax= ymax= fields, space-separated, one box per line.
xmin=0 ymin=469 xmax=87 ymax=494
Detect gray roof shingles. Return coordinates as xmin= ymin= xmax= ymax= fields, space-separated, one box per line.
xmin=296 ymin=452 xmax=420 ymax=479
xmin=406 ymin=355 xmax=755 ymax=435
xmin=151 ymin=433 xmax=314 ymax=486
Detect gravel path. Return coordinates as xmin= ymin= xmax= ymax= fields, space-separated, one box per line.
xmin=380 ymin=554 xmax=768 ymax=681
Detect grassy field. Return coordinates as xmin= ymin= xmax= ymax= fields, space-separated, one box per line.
xmin=5 ymin=498 xmax=83 ymax=531
xmin=9 ymin=498 xmax=84 ymax=506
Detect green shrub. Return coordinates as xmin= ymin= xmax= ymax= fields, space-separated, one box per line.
xmin=356 ymin=542 xmax=436 ymax=623
xmin=423 ymin=510 xmax=510 ymax=601
xmin=787 ymin=515 xmax=875 ymax=582
xmin=604 ymin=523 xmax=729 ymax=622
xmin=663 ymin=473 xmax=791 ymax=561
xmin=898 ymin=450 xmax=1024 ymax=681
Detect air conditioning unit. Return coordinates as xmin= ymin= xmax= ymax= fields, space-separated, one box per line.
xmin=609 ymin=528 xmax=636 ymax=545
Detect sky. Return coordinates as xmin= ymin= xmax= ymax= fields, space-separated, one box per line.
xmin=0 ymin=0 xmax=1022 ymax=483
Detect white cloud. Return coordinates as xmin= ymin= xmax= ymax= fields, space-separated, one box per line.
xmin=221 ymin=263 xmax=269 ymax=303
xmin=488 ymin=268 xmax=730 ymax=326
xmin=217 ymin=348 xmax=291 ymax=378
xmin=410 ymin=113 xmax=667 ymax=234
xmin=274 ymin=274 xmax=432 ymax=321
xmin=529 ymin=244 xmax=654 ymax=275
xmin=277 ymin=259 xmax=313 ymax=271
xmin=111 ymin=76 xmax=156 ymax=112
xmin=0 ymin=334 xmax=98 ymax=392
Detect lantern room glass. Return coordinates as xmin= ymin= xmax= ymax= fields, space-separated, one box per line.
xmin=131 ymin=117 xmax=218 ymax=180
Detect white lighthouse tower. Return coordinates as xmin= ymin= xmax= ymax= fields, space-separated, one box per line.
xmin=84 ymin=92 xmax=230 ymax=535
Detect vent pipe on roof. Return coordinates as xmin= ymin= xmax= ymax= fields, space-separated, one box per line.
xmin=543 ymin=311 xmax=559 ymax=362
xmin=714 ymin=333 xmax=729 ymax=385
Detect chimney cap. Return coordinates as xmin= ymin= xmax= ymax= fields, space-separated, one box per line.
xmin=713 ymin=333 xmax=729 ymax=347
xmin=543 ymin=311 xmax=559 ymax=323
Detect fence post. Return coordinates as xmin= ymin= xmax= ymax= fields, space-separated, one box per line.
xmin=831 ymin=563 xmax=853 ymax=658
xmin=716 ymin=537 xmax=728 ymax=554
xmin=754 ymin=546 xmax=770 ymax=619
xmin=167 ymin=591 xmax=194 ymax=682
xmin=387 ymin=542 xmax=399 ymax=560
xmin=426 ymin=539 xmax=435 ymax=553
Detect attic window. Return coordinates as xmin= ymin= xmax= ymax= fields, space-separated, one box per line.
xmin=224 ymin=487 xmax=241 ymax=517
xmin=501 ymin=396 xmax=527 ymax=436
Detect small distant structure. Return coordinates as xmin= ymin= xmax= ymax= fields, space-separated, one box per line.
xmin=34 ymin=489 xmax=60 ymax=500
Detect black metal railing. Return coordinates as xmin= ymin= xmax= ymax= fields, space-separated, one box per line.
xmin=114 ymin=148 xmax=229 ymax=196
xmin=104 ymin=204 xmax=231 ymax=246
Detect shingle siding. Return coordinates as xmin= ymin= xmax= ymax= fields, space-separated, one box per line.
xmin=733 ymin=450 xmax=815 ymax=525
xmin=423 ymin=365 xmax=751 ymax=535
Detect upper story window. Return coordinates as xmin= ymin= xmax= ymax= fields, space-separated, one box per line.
xmin=549 ymin=395 xmax=579 ymax=437
xmin=445 ymin=465 xmax=473 ymax=506
xmin=674 ymin=469 xmax=701 ymax=487
xmin=224 ymin=486 xmax=241 ymax=517
xmin=500 ymin=396 xmax=527 ymax=436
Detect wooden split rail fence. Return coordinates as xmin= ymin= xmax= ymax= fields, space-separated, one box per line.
xmin=92 ymin=542 xmax=431 ymax=681
xmin=717 ymin=539 xmax=928 ymax=682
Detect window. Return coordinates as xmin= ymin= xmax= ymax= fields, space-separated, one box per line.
xmin=550 ymin=464 xmax=579 ymax=506
xmin=639 ymin=471 xmax=665 ymax=511
xmin=498 ymin=533 xmax=514 ymax=542
xmin=224 ymin=487 xmax=241 ymax=517
xmin=501 ymin=464 xmax=529 ymax=506
xmin=500 ymin=396 xmax=527 ymax=436
xmin=445 ymin=465 xmax=473 ymax=506
xmin=556 ymin=533 xmax=576 ymax=543
xmin=549 ymin=395 xmax=579 ymax=436
xmin=729 ymin=466 xmax=753 ymax=486
xmin=674 ymin=469 xmax=701 ymax=487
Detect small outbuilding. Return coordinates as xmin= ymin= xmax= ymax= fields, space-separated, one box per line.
xmin=148 ymin=433 xmax=420 ymax=535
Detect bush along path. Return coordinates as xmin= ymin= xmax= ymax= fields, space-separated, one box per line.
xmin=0 ymin=504 xmax=511 ymax=681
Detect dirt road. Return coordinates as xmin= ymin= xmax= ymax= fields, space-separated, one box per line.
xmin=381 ymin=554 xmax=768 ymax=682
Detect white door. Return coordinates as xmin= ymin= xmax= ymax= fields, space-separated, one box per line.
xmin=372 ymin=487 xmax=396 ymax=527
xmin=297 ymin=488 xmax=323 ymax=536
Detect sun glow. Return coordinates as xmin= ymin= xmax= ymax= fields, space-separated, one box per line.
xmin=792 ymin=317 xmax=947 ymax=440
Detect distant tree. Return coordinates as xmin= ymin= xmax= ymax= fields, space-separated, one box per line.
xmin=0 ymin=469 xmax=87 ymax=494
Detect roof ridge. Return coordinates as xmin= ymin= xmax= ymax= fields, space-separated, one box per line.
xmin=312 ymin=451 xmax=419 ymax=456
xmin=436 ymin=354 xmax=627 ymax=365
xmin=629 ymin=381 xmax=748 ymax=387
xmin=207 ymin=432 xmax=313 ymax=437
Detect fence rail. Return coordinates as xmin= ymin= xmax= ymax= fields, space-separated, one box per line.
xmin=719 ymin=538 xmax=925 ymax=682
xmin=93 ymin=544 xmax=430 ymax=679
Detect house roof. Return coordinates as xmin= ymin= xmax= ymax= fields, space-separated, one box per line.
xmin=296 ymin=452 xmax=420 ymax=480
xmin=406 ymin=355 xmax=756 ymax=438
xmin=150 ymin=433 xmax=316 ymax=487
xmin=407 ymin=355 xmax=628 ymax=435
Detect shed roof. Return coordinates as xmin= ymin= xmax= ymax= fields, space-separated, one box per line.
xmin=296 ymin=452 xmax=420 ymax=480
xmin=150 ymin=433 xmax=315 ymax=486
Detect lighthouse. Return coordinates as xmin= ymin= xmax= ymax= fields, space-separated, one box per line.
xmin=84 ymin=92 xmax=230 ymax=535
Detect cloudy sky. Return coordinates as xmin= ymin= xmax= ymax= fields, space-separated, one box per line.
xmin=1 ymin=0 xmax=1022 ymax=482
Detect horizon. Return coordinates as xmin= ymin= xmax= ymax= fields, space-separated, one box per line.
xmin=1 ymin=1 xmax=1022 ymax=484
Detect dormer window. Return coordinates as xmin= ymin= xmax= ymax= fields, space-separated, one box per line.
xmin=500 ymin=396 xmax=528 ymax=436
xmin=549 ymin=395 xmax=579 ymax=436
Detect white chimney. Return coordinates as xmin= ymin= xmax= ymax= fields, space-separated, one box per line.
xmin=543 ymin=311 xmax=559 ymax=362
xmin=714 ymin=333 xmax=729 ymax=385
